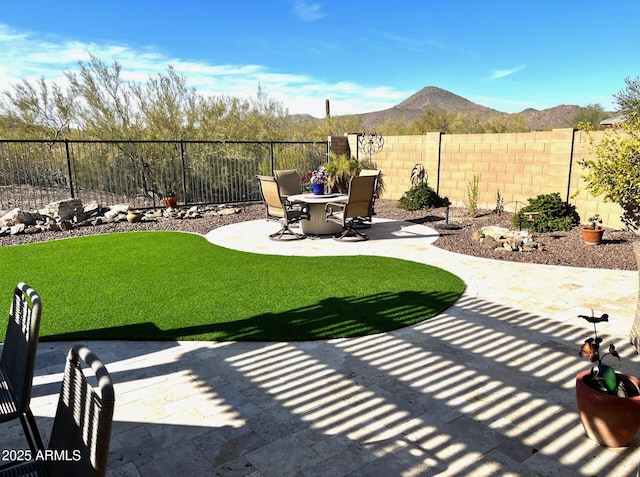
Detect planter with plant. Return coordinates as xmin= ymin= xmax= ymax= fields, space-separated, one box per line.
xmin=581 ymin=214 xmax=604 ymax=245
xmin=163 ymin=190 xmax=178 ymax=208
xmin=324 ymin=153 xmax=359 ymax=194
xmin=302 ymin=168 xmax=328 ymax=195
xmin=576 ymin=312 xmax=640 ymax=447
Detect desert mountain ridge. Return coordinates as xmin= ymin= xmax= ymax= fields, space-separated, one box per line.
xmin=298 ymin=86 xmax=586 ymax=131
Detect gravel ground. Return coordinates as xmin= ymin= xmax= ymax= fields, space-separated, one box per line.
xmin=0 ymin=199 xmax=637 ymax=270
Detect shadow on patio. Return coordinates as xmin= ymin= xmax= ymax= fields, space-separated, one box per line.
xmin=3 ymin=292 xmax=639 ymax=476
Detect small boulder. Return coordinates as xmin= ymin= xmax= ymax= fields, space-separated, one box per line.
xmin=0 ymin=208 xmax=41 ymax=226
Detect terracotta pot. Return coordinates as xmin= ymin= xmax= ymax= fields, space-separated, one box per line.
xmin=575 ymin=370 xmax=640 ymax=447
xmin=163 ymin=196 xmax=178 ymax=208
xmin=581 ymin=226 xmax=604 ymax=245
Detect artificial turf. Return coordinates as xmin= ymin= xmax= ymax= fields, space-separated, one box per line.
xmin=0 ymin=231 xmax=465 ymax=341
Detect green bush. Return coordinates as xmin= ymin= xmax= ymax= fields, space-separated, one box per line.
xmin=512 ymin=192 xmax=579 ymax=232
xmin=398 ymin=182 xmax=449 ymax=211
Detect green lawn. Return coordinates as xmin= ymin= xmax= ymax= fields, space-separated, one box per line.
xmin=0 ymin=231 xmax=465 ymax=341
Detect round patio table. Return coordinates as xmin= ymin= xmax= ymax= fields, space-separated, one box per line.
xmin=288 ymin=193 xmax=348 ymax=235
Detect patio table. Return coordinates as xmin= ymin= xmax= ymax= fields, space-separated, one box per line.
xmin=288 ymin=193 xmax=348 ymax=235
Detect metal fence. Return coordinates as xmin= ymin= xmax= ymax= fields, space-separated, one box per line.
xmin=0 ymin=139 xmax=328 ymax=210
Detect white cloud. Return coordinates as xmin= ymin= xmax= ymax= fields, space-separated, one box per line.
xmin=0 ymin=23 xmax=408 ymax=118
xmin=490 ymin=64 xmax=525 ymax=80
xmin=292 ymin=1 xmax=326 ymax=22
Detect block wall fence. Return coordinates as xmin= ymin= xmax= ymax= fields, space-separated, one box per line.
xmin=329 ymin=129 xmax=623 ymax=229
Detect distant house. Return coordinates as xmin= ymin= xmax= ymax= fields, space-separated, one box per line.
xmin=599 ymin=113 xmax=626 ymax=128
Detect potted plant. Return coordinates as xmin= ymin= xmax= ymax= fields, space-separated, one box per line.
xmin=324 ymin=153 xmax=360 ymax=193
xmin=302 ymin=168 xmax=328 ymax=195
xmin=581 ymin=214 xmax=604 ymax=245
xmin=163 ymin=190 xmax=178 ymax=208
xmin=575 ymin=312 xmax=640 ymax=447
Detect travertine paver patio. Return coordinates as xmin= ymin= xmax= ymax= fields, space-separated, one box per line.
xmin=1 ymin=218 xmax=639 ymax=476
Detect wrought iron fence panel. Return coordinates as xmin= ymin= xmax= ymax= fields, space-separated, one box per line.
xmin=0 ymin=139 xmax=328 ymax=210
xmin=0 ymin=141 xmax=71 ymax=209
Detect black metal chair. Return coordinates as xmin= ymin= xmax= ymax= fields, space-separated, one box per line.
xmin=0 ymin=283 xmax=44 ymax=454
xmin=0 ymin=345 xmax=115 ymax=477
xmin=256 ymin=175 xmax=309 ymax=240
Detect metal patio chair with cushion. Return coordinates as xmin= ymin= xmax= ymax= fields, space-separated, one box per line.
xmin=0 ymin=282 xmax=44 ymax=454
xmin=0 ymin=345 xmax=115 ymax=477
xmin=256 ymin=175 xmax=310 ymax=240
xmin=274 ymin=169 xmax=302 ymax=199
xmin=325 ymin=174 xmax=377 ymax=241
xmin=355 ymin=169 xmax=382 ymax=227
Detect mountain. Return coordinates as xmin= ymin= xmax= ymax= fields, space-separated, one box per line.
xmin=517 ymin=105 xmax=581 ymax=131
xmin=313 ymin=86 xmax=581 ymax=130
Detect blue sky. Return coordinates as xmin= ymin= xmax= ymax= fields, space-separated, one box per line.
xmin=0 ymin=1 xmax=638 ymax=118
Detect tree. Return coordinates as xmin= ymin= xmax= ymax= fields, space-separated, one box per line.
xmin=577 ymin=115 xmax=640 ymax=233
xmin=569 ymin=104 xmax=609 ymax=130
xmin=131 ymin=66 xmax=199 ymax=140
xmin=0 ymin=77 xmax=77 ymax=139
xmin=65 ymin=55 xmax=139 ymax=139
xmin=614 ymin=76 xmax=640 ymax=117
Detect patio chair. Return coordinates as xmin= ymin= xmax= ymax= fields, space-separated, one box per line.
xmin=0 ymin=282 xmax=44 ymax=453
xmin=355 ymin=169 xmax=382 ymax=227
xmin=629 ymin=242 xmax=640 ymax=353
xmin=0 ymin=345 xmax=115 ymax=477
xmin=256 ymin=175 xmax=309 ymax=240
xmin=274 ymin=169 xmax=302 ymax=199
xmin=325 ymin=175 xmax=377 ymax=241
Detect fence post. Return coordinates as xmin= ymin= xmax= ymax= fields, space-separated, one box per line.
xmin=269 ymin=142 xmax=275 ymax=172
xmin=179 ymin=140 xmax=187 ymax=205
xmin=64 ymin=139 xmax=75 ymax=198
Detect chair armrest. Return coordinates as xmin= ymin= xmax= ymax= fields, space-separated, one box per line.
xmin=324 ymin=202 xmax=345 ymax=213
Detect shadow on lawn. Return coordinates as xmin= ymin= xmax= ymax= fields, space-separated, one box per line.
xmin=42 ymin=289 xmax=463 ymax=342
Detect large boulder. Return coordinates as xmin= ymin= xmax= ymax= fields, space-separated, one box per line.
xmin=44 ymin=198 xmax=84 ymax=221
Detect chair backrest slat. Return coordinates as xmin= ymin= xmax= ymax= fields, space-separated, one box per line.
xmin=0 ymin=283 xmax=42 ymax=412
xmin=47 ymin=345 xmax=114 ymax=477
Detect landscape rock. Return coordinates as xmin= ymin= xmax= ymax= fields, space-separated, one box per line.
xmin=476 ymin=225 xmax=539 ymax=253
xmin=482 ymin=236 xmax=498 ymax=248
xmin=59 ymin=220 xmax=73 ymax=231
xmin=83 ymin=200 xmax=102 ymax=218
xmin=104 ymin=204 xmax=130 ymax=218
xmin=44 ymin=198 xmax=83 ymax=221
xmin=0 ymin=208 xmax=42 ymax=226
xmin=10 ymin=223 xmax=25 ymax=235
xmin=472 ymin=230 xmax=485 ymax=242
xmin=0 ymin=200 xmax=248 ymax=240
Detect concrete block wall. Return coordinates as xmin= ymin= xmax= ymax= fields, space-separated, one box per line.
xmin=336 ymin=129 xmax=624 ymax=229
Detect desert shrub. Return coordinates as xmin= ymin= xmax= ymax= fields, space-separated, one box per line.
xmin=512 ymin=192 xmax=579 ymax=232
xmin=397 ymin=182 xmax=449 ymax=211
xmin=464 ymin=174 xmax=480 ymax=216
